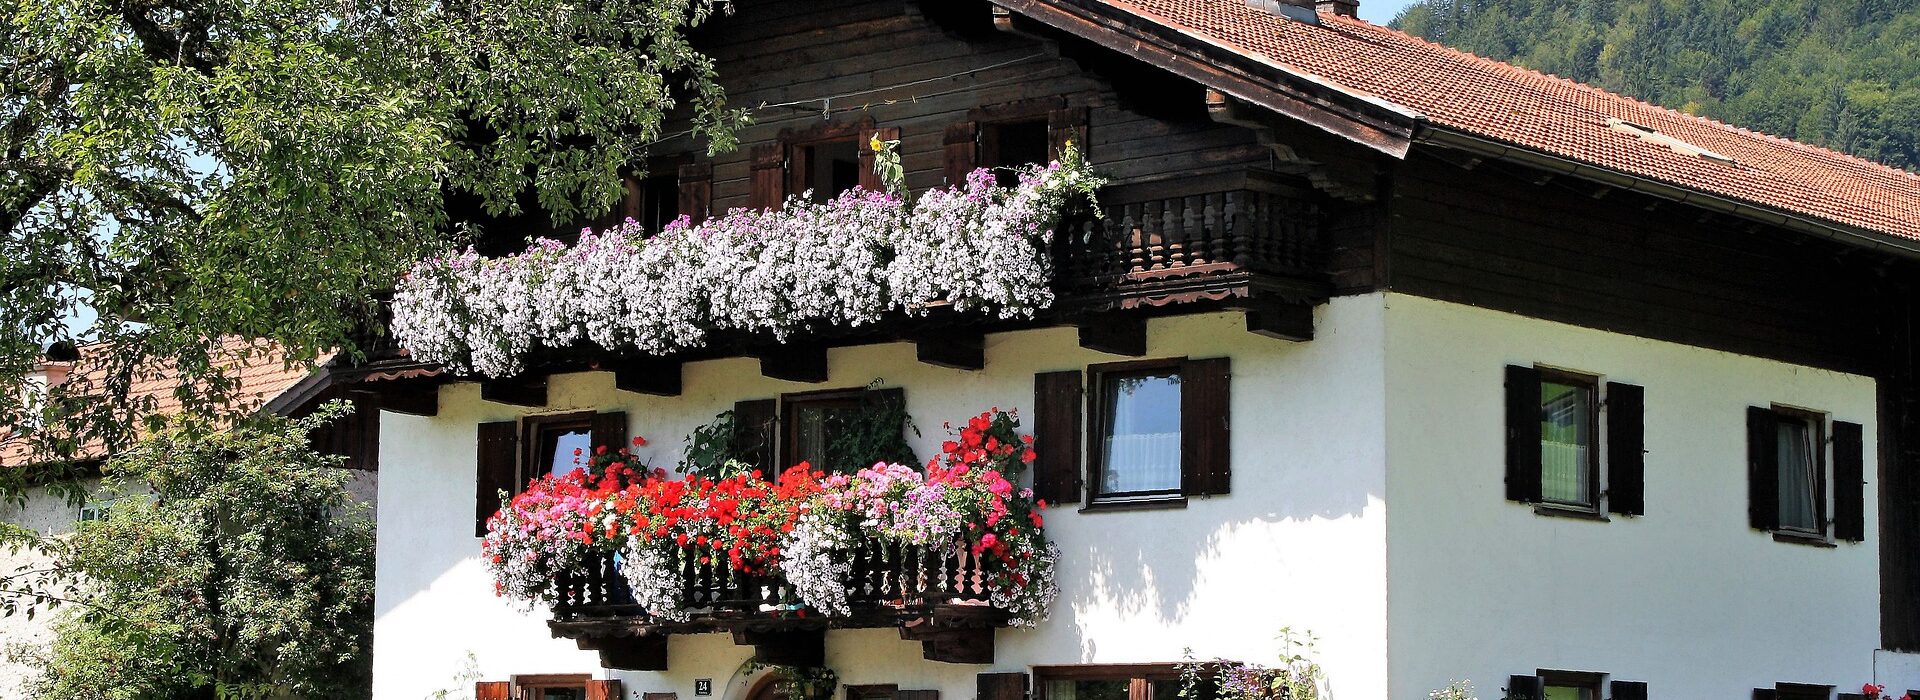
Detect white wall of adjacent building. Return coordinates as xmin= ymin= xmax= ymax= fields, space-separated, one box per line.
xmin=1381 ymin=293 xmax=1917 ymax=698
xmin=371 ymin=301 xmax=1393 ymax=700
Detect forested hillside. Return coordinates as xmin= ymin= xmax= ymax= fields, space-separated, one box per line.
xmin=1391 ymin=0 xmax=1920 ymax=171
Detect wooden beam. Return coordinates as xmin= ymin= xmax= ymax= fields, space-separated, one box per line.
xmin=1078 ymin=315 xmax=1147 ymax=356
xmin=594 ymin=635 xmax=669 ymax=671
xmin=916 ymin=331 xmax=986 ymax=371
xmin=1245 ymin=302 xmax=1315 ymax=342
xmin=760 ymin=345 xmax=830 ymax=384
xmin=609 ymin=358 xmax=683 ymax=397
xmin=921 ymin=628 xmax=994 ymax=664
xmin=359 ymin=387 xmax=438 ymax=417
xmin=733 ymin=628 xmax=825 ymax=667
xmin=480 ymin=377 xmax=547 ymax=408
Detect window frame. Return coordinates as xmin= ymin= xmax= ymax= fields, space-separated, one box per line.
xmin=779 ymin=387 xmax=872 ymax=471
xmin=1535 ymin=367 xmax=1603 ymax=514
xmin=1774 ymin=683 xmax=1833 ymax=700
xmin=979 ymin=118 xmax=1051 ymax=185
xmin=1033 ymin=664 xmax=1183 ymax=700
xmin=1770 ymin=404 xmax=1830 ymax=540
xmin=520 ymin=412 xmax=596 ymax=489
xmin=1537 ymin=670 xmax=1604 ymax=700
xmin=1086 ymin=357 xmax=1189 ymax=508
xmin=780 ymin=118 xmax=874 ymax=205
xmin=514 ymin=674 xmax=591 ymax=700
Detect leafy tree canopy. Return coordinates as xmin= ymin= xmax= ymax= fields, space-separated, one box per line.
xmin=4 ymin=404 xmax=375 ymax=699
xmin=0 ymin=0 xmax=745 ymax=482
xmin=1391 ymin=0 xmax=1920 ymax=172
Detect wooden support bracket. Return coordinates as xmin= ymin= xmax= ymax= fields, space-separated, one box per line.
xmin=479 ymin=377 xmax=547 ymax=408
xmin=916 ymin=331 xmax=986 ymax=371
xmin=593 ymin=635 xmax=669 ymax=671
xmin=1077 ymin=314 xmax=1148 ymax=356
xmin=760 ymin=345 xmax=830 ymax=384
xmin=1244 ymin=301 xmax=1315 ymax=342
xmin=920 ymin=628 xmax=995 ymax=665
xmin=733 ymin=628 xmax=826 ymax=667
xmin=358 ymin=387 xmax=437 ymax=417
xmin=609 ymin=358 xmax=684 ymax=397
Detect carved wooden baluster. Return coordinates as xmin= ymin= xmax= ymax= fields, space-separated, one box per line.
xmin=1146 ymin=199 xmax=1168 ymax=271
xmin=1176 ymin=194 xmax=1199 ymax=268
xmin=585 ymin=553 xmax=605 ymax=607
xmin=680 ymin=548 xmax=699 ymax=607
xmin=1230 ymin=190 xmax=1254 ymax=268
xmin=1123 ymin=203 xmax=1145 ymax=274
xmin=1204 ymin=192 xmax=1225 ymax=266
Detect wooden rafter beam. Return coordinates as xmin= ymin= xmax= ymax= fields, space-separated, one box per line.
xmin=607 ymin=357 xmax=683 ymax=397
xmin=1077 ymin=314 xmax=1147 ymax=356
xmin=916 ymin=330 xmax=986 ymax=371
xmin=480 ymin=377 xmax=548 ymax=408
xmin=760 ymin=345 xmax=830 ymax=384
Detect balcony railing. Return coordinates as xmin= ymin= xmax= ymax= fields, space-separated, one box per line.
xmin=548 ymin=535 xmax=1010 ymax=669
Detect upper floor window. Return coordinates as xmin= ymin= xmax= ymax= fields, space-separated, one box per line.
xmin=798 ymin=138 xmax=861 ymax=203
xmin=1033 ymin=357 xmax=1230 ymax=510
xmin=1092 ymin=361 xmax=1184 ymax=501
xmin=725 ymin=387 xmax=911 ymax=474
xmin=1747 ymin=405 xmax=1866 ymax=544
xmin=1508 ymin=672 xmax=1645 ymax=700
xmin=1504 ymin=365 xmax=1644 ymax=518
xmin=1034 ymin=664 xmax=1182 ymax=700
xmin=474 ymin=412 xmax=628 ymax=536
xmin=1540 ymin=670 xmax=1602 ymax=700
xmin=525 ymin=413 xmax=595 ymax=482
xmin=783 ymin=389 xmax=871 ymax=469
xmin=981 ymin=119 xmax=1050 ymax=186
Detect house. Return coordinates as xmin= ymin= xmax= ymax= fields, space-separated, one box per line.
xmin=0 ymin=340 xmax=381 ymax=697
xmin=349 ymin=0 xmax=1920 ymax=699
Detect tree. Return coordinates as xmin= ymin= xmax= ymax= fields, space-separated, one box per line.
xmin=6 ymin=405 xmax=375 ymax=699
xmin=0 ymin=0 xmax=746 ymax=487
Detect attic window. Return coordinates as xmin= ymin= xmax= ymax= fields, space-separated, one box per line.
xmin=1607 ymin=118 xmax=1738 ymax=166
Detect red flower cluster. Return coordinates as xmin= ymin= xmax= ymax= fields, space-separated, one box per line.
xmin=934 ymin=408 xmax=1037 ymax=478
xmin=605 ymin=463 xmax=827 ymax=574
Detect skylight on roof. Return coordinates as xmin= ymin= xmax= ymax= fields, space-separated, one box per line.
xmin=1607 ymin=118 xmax=1738 ymax=166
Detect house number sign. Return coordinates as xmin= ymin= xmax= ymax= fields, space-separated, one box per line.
xmin=696 ymin=679 xmax=713 ymax=697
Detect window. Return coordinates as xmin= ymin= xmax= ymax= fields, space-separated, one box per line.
xmin=523 ymin=412 xmax=595 ymax=485
xmin=1770 ymin=683 xmax=1834 ymax=700
xmin=582 ymin=173 xmax=680 ymax=236
xmin=1091 ymin=361 xmax=1184 ymax=502
xmin=1538 ymin=370 xmax=1599 ymax=510
xmin=782 ymin=389 xmax=869 ymax=469
xmin=516 ymin=675 xmax=591 ymax=700
xmin=1774 ymin=407 xmax=1826 ymax=535
xmin=799 ymin=139 xmax=861 ymax=203
xmin=981 ymin=120 xmax=1050 ymax=187
xmin=1035 ymin=665 xmax=1182 ymax=700
xmin=1540 ymin=671 xmax=1602 ymax=700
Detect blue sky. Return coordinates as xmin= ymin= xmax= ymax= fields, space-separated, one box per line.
xmin=1358 ymin=0 xmax=1418 ymax=24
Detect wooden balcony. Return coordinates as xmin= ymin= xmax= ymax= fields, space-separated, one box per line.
xmin=548 ymin=536 xmax=1011 ymax=670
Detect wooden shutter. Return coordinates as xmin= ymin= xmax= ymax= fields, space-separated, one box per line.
xmin=1748 ymin=406 xmax=1781 ymax=531
xmin=1610 ymin=681 xmax=1649 ymax=700
xmin=732 ymin=398 xmax=779 ymax=470
xmin=1047 ymin=107 xmax=1088 ymax=160
xmin=1182 ymin=357 xmax=1233 ymax=496
xmin=586 ymin=680 xmax=624 ymax=700
xmin=1607 ymin=381 xmax=1646 ymax=516
xmin=476 ymin=421 xmax=519 ymax=537
xmin=1032 ymin=371 xmax=1083 ymax=506
xmin=592 ymin=411 xmax=630 ymax=455
xmin=944 ymin=122 xmax=980 ymax=186
xmin=749 ymin=142 xmax=786 ymax=211
xmin=678 ymin=163 xmax=713 ymax=225
xmin=475 ymin=682 xmax=511 ymax=700
xmin=1835 ymin=420 xmax=1867 ymax=542
xmin=1506 ymin=675 xmax=1543 ymax=700
xmin=978 ymin=673 xmax=1028 ymax=700
xmin=1505 ymin=365 xmax=1543 ymax=503
xmin=1752 ymin=690 xmax=1778 ymax=700
xmin=858 ymin=126 xmax=902 ymax=192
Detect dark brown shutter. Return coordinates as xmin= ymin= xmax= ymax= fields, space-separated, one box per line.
xmin=1748 ymin=406 xmax=1781 ymax=531
xmin=749 ymin=142 xmax=786 ymax=211
xmin=1610 ymin=681 xmax=1648 ymax=700
xmin=944 ymin=121 xmax=980 ymax=186
xmin=1182 ymin=357 xmax=1232 ymax=496
xmin=1505 ymin=365 xmax=1543 ymax=503
xmin=1752 ymin=690 xmax=1778 ymax=700
xmin=857 ymin=126 xmax=900 ymax=192
xmin=586 ymin=680 xmax=624 ymax=700
xmin=592 ymin=411 xmax=630 ymax=455
xmin=1506 ymin=675 xmax=1542 ymax=700
xmin=476 ymin=421 xmax=518 ymax=537
xmin=978 ymin=673 xmax=1028 ymax=700
xmin=1032 ymin=370 xmax=1083 ymax=506
xmin=475 ymin=682 xmax=511 ymax=700
xmin=732 ymin=399 xmax=779 ymax=471
xmin=1835 ymin=420 xmax=1867 ymax=542
xmin=678 ymin=163 xmax=713 ymax=225
xmin=1607 ymin=381 xmax=1646 ymax=516
xmin=1047 ymin=107 xmax=1088 ymax=160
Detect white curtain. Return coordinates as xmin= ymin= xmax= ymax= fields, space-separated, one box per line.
xmin=1777 ymin=420 xmax=1820 ymax=531
xmin=1101 ymin=374 xmax=1182 ymax=495
xmin=1539 ymin=383 xmax=1592 ymax=505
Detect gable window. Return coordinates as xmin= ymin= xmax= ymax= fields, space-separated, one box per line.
xmin=1035 ymin=664 xmax=1182 ymax=700
xmin=1504 ymin=365 xmax=1645 ymax=518
xmin=981 ymin=119 xmax=1050 ymax=186
xmin=1091 ymin=361 xmax=1184 ymax=501
xmin=1747 ymin=405 xmax=1865 ymax=544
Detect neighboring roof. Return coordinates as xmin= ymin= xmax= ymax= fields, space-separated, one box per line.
xmin=1007 ymin=0 xmax=1920 ymax=243
xmin=1 ymin=340 xmax=329 ymax=468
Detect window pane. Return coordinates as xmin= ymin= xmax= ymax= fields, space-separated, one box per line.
xmin=1539 ymin=380 xmax=1594 ymax=506
xmin=548 ymin=429 xmax=593 ymax=477
xmin=1543 ymin=685 xmax=1594 ymax=700
xmin=535 ymin=689 xmax=584 ymax=700
xmin=1100 ymin=371 xmax=1183 ymax=496
xmin=1046 ymin=680 xmax=1128 ymax=700
xmin=792 ymin=404 xmax=834 ymax=468
xmin=1149 ymin=679 xmax=1182 ymax=700
xmin=986 ymin=120 xmax=1050 ymax=187
xmin=1777 ymin=418 xmax=1820 ymax=531
xmin=805 ymin=140 xmax=861 ymax=202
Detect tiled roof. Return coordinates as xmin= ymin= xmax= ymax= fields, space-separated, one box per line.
xmin=2 ymin=340 xmax=327 ymax=468
xmin=1080 ymin=0 xmax=1920 ymax=240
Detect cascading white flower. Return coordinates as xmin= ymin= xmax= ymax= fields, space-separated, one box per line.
xmin=390 ymin=152 xmax=1103 ymax=377
xmin=621 ymin=542 xmax=691 ymax=622
xmin=778 ymin=508 xmax=857 ymax=616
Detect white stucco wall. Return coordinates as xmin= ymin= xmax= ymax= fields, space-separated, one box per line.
xmin=371 ymin=300 xmax=1392 ymax=700
xmin=1381 ymin=293 xmax=1911 ymax=698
